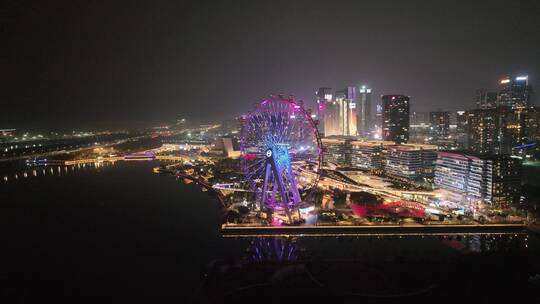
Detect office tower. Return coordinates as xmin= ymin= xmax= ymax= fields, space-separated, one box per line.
xmin=381 ymin=95 xmax=410 ymax=144
xmin=332 ymin=87 xmax=357 ymax=137
xmin=357 ymin=85 xmax=372 ymax=137
xmin=455 ymin=110 xmax=468 ymax=149
xmin=410 ymin=111 xmax=430 ymax=125
xmin=382 ymin=143 xmax=438 ymax=182
xmin=408 ymin=111 xmax=430 ymax=144
xmin=476 ymin=88 xmax=498 ymax=109
xmin=466 ymin=108 xmax=503 ymax=154
xmin=322 ymin=90 xmax=342 ymax=137
xmin=503 ymin=107 xmax=540 ymax=158
xmin=467 ymin=106 xmax=539 ymax=158
xmin=429 ymin=111 xmax=450 ymax=140
xmin=435 ymin=152 xmax=521 ymax=206
xmin=374 ymin=104 xmax=383 ymax=139
xmin=498 ymin=75 xmax=533 ymax=108
xmin=345 ymin=86 xmax=358 ymax=136
xmin=316 ymin=88 xmax=332 ymax=136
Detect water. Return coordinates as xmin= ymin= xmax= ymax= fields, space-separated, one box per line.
xmin=1 ymin=161 xmax=245 ymax=299
xmin=1 ymin=161 xmax=540 ymax=302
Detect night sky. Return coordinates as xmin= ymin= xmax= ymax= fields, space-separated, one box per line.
xmin=3 ymin=0 xmax=540 ymax=130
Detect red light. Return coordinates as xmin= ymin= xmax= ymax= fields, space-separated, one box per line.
xmin=244 ymin=154 xmax=256 ymax=160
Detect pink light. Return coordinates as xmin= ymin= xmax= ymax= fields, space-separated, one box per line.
xmin=271 ymin=217 xmax=283 ymax=226
xmin=244 ymin=154 xmax=256 ymax=160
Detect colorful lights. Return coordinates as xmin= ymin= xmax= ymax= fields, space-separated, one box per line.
xmin=240 ymin=96 xmax=321 ymax=216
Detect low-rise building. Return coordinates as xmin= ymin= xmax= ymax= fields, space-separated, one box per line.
xmin=383 ymin=144 xmax=438 ymax=182
xmin=321 ymin=137 xmax=350 ymax=166
xmin=435 ymin=152 xmax=521 ymax=206
xmin=349 ymin=140 xmax=391 ymax=172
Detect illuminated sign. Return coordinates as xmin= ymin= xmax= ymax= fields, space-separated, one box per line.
xmin=516 ymin=76 xmax=528 ymax=81
xmin=500 ymin=79 xmax=510 ymax=84
xmin=324 ymin=94 xmax=332 ymax=100
xmin=349 ymin=102 xmax=356 ymax=109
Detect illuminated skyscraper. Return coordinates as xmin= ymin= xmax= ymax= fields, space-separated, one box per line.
xmin=429 ymin=111 xmax=450 ymax=140
xmin=475 ymin=88 xmax=498 ymax=109
xmin=498 ymin=75 xmax=533 ymax=108
xmin=329 ymin=87 xmax=357 ymax=137
xmin=455 ymin=110 xmax=468 ymax=149
xmin=344 ymin=86 xmax=358 ymax=136
xmin=382 ymin=95 xmax=410 ymax=144
xmin=357 ymin=85 xmax=372 ymax=137
xmin=316 ymin=87 xmax=332 ymax=135
xmin=466 ymin=108 xmax=503 ymax=154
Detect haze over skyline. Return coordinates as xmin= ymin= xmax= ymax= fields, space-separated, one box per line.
xmin=3 ymin=0 xmax=540 ymax=130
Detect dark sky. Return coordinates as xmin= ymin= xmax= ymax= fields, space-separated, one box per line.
xmin=3 ymin=0 xmax=540 ymax=130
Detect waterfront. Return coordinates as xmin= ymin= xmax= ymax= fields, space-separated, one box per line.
xmin=2 ymin=161 xmax=540 ymax=302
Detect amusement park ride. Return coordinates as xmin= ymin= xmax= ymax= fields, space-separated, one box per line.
xmin=240 ymin=95 xmax=322 ymax=223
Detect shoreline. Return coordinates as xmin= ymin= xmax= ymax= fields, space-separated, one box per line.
xmin=221 ymin=223 xmax=528 ymax=237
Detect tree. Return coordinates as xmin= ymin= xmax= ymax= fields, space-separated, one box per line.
xmin=226 ymin=210 xmax=240 ymax=223
xmin=349 ymin=191 xmax=383 ymax=206
xmin=332 ymin=189 xmax=347 ymax=206
xmin=237 ymin=205 xmax=250 ymax=215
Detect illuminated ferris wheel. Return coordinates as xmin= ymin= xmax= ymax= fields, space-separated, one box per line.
xmin=240 ymin=95 xmax=322 ymax=220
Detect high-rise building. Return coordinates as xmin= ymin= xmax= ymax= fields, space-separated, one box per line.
xmin=382 ymin=95 xmax=410 ymax=144
xmin=357 ymin=85 xmax=372 ymax=137
xmin=328 ymin=87 xmax=358 ymax=137
xmin=336 ymin=87 xmax=358 ymax=136
xmin=466 ymin=108 xmax=503 ymax=154
xmin=374 ymin=104 xmax=383 ymax=140
xmin=435 ymin=152 xmax=521 ymax=206
xmin=475 ymin=88 xmax=498 ymax=109
xmin=455 ymin=110 xmax=468 ymax=149
xmin=409 ymin=111 xmax=430 ymax=144
xmin=382 ymin=143 xmax=438 ymax=182
xmin=316 ymin=87 xmax=333 ymax=136
xmin=429 ymin=111 xmax=450 ymax=140
xmin=467 ymin=106 xmax=540 ymax=158
xmin=498 ymin=75 xmax=533 ymax=108
xmin=322 ymin=91 xmax=342 ymax=137
xmin=410 ymin=111 xmax=430 ymax=125
xmin=503 ymin=107 xmax=540 ymax=158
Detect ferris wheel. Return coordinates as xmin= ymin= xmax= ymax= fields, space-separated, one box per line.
xmin=240 ymin=95 xmax=322 ymax=220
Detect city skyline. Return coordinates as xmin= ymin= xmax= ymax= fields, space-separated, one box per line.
xmin=3 ymin=2 xmax=540 ymax=302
